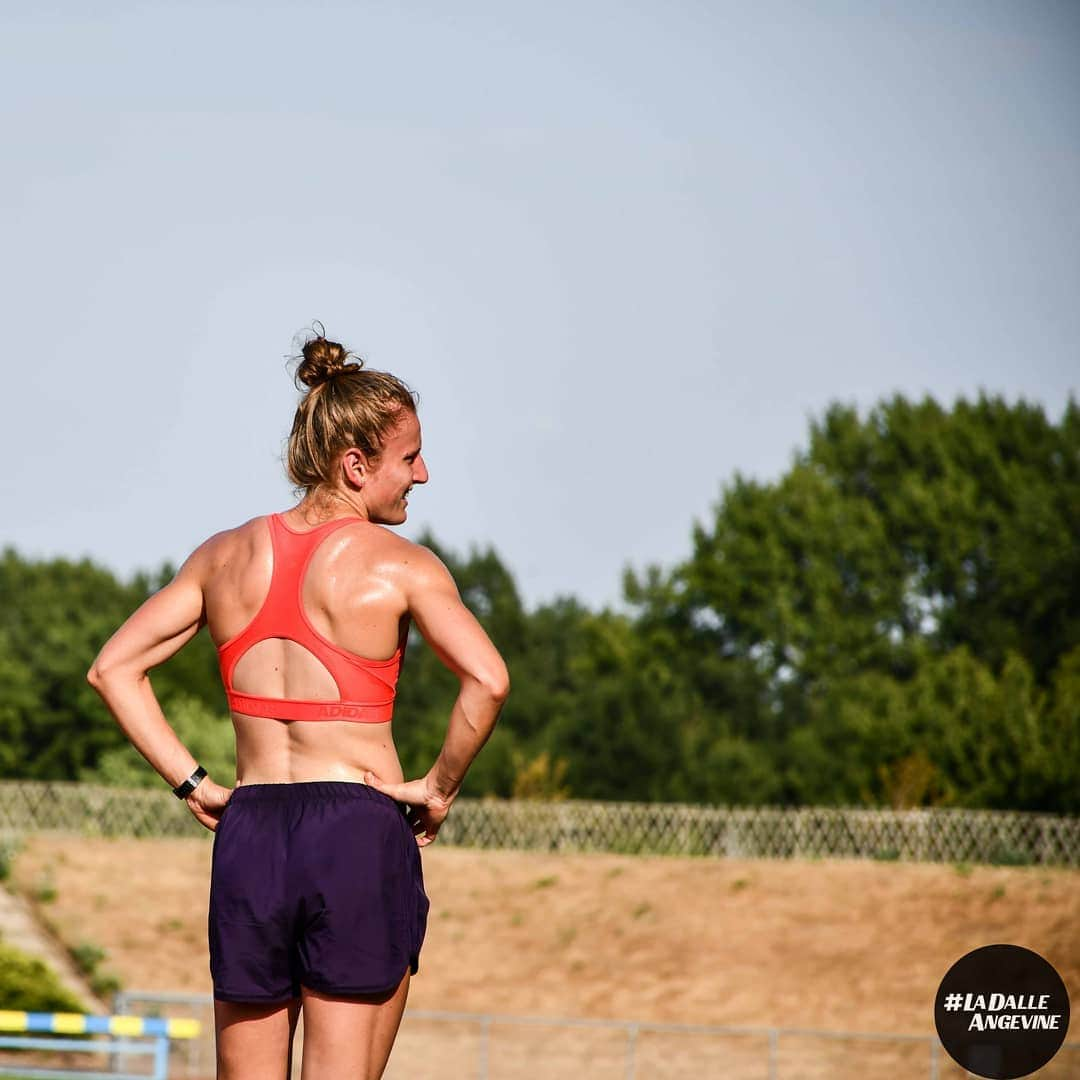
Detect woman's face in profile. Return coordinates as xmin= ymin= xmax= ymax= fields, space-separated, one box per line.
xmin=361 ymin=410 xmax=428 ymax=525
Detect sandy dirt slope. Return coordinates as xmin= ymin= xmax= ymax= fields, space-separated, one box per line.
xmin=9 ymin=834 xmax=1078 ymax=1039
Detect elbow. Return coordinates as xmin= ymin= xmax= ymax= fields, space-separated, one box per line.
xmin=487 ymin=680 xmax=510 ymax=706
xmin=482 ymin=664 xmax=511 ymax=705
xmin=87 ymin=646 xmax=112 ymax=688
xmin=466 ymin=661 xmax=510 ymax=706
xmin=87 ymin=659 xmax=127 ymax=690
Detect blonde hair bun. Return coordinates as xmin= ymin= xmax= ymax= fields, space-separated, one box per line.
xmin=296 ymin=329 xmax=363 ymax=389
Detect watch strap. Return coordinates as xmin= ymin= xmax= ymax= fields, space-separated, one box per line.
xmin=173 ymin=765 xmax=207 ymax=799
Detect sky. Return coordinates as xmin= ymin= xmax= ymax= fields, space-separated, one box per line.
xmin=2 ymin=1 xmax=1077 ymax=613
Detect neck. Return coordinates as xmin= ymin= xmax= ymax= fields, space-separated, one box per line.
xmin=298 ymin=487 xmax=368 ymax=523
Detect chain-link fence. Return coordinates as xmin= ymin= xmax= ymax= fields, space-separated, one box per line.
xmin=1 ymin=781 xmax=1077 ymax=865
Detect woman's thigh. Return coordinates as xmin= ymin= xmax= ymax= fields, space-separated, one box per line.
xmin=215 ymin=996 xmax=302 ymax=1080
xmin=300 ymin=968 xmax=411 ymax=1080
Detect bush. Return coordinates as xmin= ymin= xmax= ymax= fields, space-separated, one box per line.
xmin=0 ymin=940 xmax=87 ymax=1013
xmin=988 ymin=844 xmax=1034 ymax=867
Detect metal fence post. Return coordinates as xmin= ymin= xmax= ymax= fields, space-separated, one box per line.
xmin=153 ymin=1033 xmax=170 ymax=1080
xmin=929 ymin=1034 xmax=939 ymax=1080
xmin=110 ymin=991 xmax=128 ymax=1074
xmin=768 ymin=1027 xmax=778 ymax=1080
xmin=624 ymin=1021 xmax=638 ymax=1080
xmin=477 ymin=1013 xmax=490 ymax=1080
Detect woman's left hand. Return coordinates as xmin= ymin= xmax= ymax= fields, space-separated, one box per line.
xmin=364 ymin=771 xmax=452 ymax=847
xmin=185 ymin=779 xmax=234 ymax=832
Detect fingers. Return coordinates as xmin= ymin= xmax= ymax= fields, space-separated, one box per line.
xmin=376 ymin=782 xmax=408 ymax=804
xmin=364 ymin=771 xmax=401 ymax=799
xmin=367 ymin=774 xmax=423 ymax=807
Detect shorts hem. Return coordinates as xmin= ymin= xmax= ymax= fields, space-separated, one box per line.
xmin=299 ymin=962 xmax=416 ymax=999
xmin=213 ymin=989 xmax=300 ymax=1004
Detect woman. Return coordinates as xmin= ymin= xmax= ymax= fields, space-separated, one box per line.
xmin=87 ymin=330 xmax=510 ymax=1080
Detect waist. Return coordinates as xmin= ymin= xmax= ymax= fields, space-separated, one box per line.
xmin=228 ymin=780 xmax=409 ymax=816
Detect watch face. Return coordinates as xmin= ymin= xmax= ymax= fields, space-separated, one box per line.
xmin=174 ymin=766 xmax=206 ymax=797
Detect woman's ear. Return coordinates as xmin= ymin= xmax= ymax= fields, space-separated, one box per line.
xmin=340 ymin=447 xmax=368 ymax=489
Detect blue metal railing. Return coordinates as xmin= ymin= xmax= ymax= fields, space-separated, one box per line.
xmin=0 ymin=1011 xmax=200 ymax=1080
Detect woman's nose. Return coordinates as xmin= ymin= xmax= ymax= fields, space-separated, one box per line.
xmin=414 ymin=455 xmax=429 ymax=484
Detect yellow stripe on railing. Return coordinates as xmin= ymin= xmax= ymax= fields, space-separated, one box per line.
xmin=0 ymin=1011 xmax=28 ymax=1031
xmin=166 ymin=1017 xmax=202 ymax=1039
xmin=109 ymin=1015 xmax=146 ymax=1036
xmin=51 ymin=1013 xmax=88 ymax=1034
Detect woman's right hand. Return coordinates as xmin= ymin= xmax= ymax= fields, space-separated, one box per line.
xmin=363 ymin=771 xmax=453 ymax=847
xmin=185 ymin=779 xmax=234 ymax=832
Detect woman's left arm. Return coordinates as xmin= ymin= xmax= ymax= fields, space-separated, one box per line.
xmin=87 ymin=539 xmax=231 ymax=830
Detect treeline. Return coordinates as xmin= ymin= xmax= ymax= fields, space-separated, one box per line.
xmin=1 ymin=393 xmax=1077 ymax=811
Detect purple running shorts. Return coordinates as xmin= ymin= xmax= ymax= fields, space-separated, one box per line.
xmin=208 ymin=780 xmax=430 ymax=1003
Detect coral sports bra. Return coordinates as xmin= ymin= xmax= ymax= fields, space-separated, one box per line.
xmin=216 ymin=513 xmax=406 ymax=723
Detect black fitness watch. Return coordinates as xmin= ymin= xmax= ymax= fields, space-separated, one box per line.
xmin=173 ymin=765 xmax=207 ymax=799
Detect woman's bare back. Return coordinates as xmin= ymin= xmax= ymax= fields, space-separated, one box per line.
xmin=202 ymin=509 xmax=414 ymax=786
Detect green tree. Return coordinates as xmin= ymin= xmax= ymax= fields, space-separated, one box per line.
xmin=624 ymin=393 xmax=1079 ymax=810
xmin=1042 ymin=646 xmax=1080 ymax=813
xmin=805 ymin=395 xmax=1080 ymax=680
xmin=0 ymin=550 xmax=145 ymax=779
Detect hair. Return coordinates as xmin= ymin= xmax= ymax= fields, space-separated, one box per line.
xmin=285 ymin=323 xmax=418 ymax=501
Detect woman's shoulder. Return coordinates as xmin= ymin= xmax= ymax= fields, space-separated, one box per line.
xmin=190 ymin=514 xmax=272 ymax=571
xmin=329 ymin=523 xmax=445 ymax=586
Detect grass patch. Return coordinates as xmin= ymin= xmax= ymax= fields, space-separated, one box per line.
xmin=872 ymin=847 xmax=901 ymax=862
xmin=65 ymin=939 xmax=123 ymax=1000
xmin=70 ymin=943 xmax=106 ymax=976
xmin=90 ymin=971 xmax=122 ymax=998
xmin=32 ymin=869 xmax=58 ymax=904
xmin=0 ymin=839 xmax=20 ymax=882
xmin=533 ymin=875 xmax=558 ymax=889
